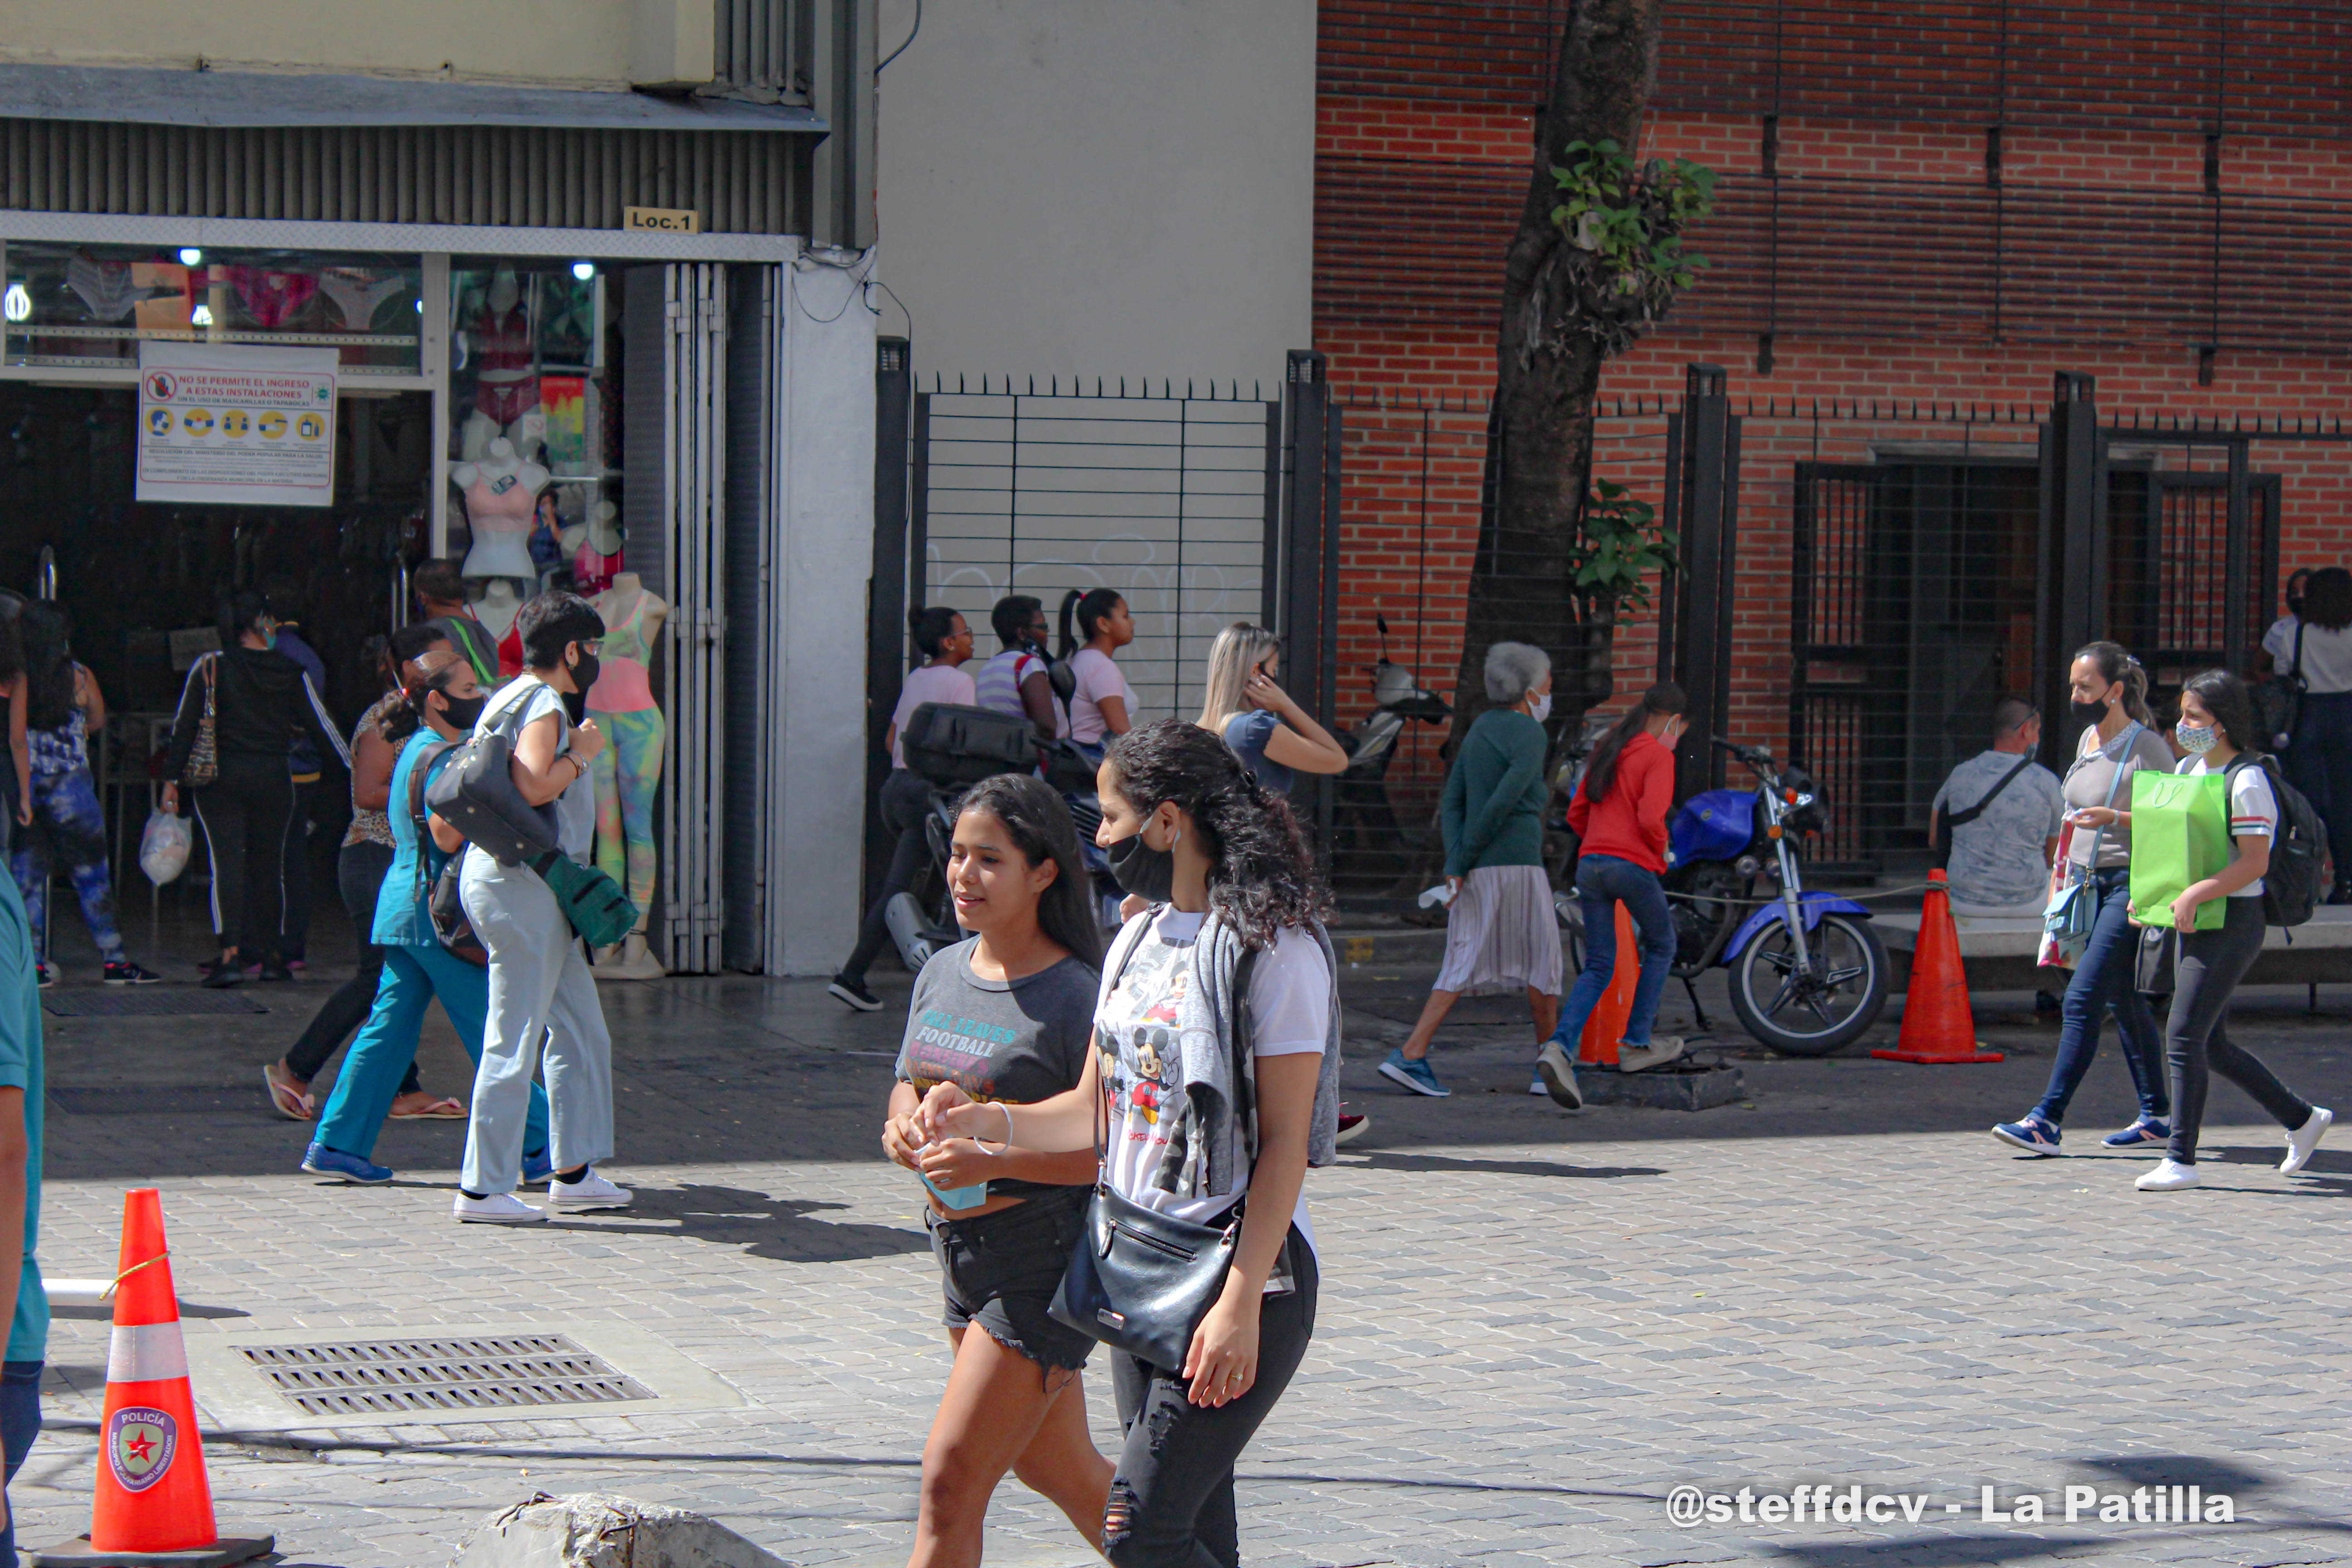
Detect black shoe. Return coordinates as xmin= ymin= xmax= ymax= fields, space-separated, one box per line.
xmin=199 ymin=960 xmax=244 ymax=989
xmin=828 ymin=974 xmax=884 ymax=1012
xmin=103 ymin=961 xmax=162 ymax=985
xmin=257 ymin=963 xmax=295 ymax=983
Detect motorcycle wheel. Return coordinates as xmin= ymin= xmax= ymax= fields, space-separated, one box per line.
xmin=1728 ymin=912 xmax=1888 ymax=1056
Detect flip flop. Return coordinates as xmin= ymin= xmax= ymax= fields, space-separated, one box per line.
xmin=389 ymin=1096 xmax=469 ymax=1121
xmin=263 ymin=1064 xmax=314 ymax=1122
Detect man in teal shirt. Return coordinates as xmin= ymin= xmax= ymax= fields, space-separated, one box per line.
xmin=0 ymin=867 xmax=45 ymax=1565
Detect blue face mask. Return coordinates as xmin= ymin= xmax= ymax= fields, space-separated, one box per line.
xmin=2176 ymin=721 xmax=2218 ymax=755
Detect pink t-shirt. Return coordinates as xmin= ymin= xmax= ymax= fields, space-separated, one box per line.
xmin=1068 ymin=647 xmax=1137 ymax=745
xmin=892 ymin=664 xmax=979 ymax=768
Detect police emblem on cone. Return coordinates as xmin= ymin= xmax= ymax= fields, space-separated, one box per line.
xmin=29 ymin=1190 xmax=273 ymax=1568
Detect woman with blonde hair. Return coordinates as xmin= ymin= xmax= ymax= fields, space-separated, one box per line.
xmin=1194 ymin=622 xmax=1347 ymax=799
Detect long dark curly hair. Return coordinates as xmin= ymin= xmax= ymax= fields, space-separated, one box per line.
xmin=1103 ymin=718 xmax=1330 ymax=949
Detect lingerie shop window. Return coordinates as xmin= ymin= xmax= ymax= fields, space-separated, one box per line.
xmin=446 ymin=262 xmax=623 ymax=612
xmin=0 ymin=243 xmax=422 ymax=372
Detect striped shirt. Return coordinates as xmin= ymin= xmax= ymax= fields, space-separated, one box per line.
xmin=973 ymin=648 xmax=1068 ymax=737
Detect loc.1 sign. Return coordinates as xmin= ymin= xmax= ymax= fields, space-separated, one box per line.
xmin=136 ymin=343 xmax=338 ymax=507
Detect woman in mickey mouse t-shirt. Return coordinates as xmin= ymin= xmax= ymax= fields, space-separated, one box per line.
xmin=920 ymin=719 xmax=1340 ymax=1568
xmin=2124 ymin=671 xmax=2332 ymax=1193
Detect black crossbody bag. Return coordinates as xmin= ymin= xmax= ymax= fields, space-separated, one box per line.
xmin=1050 ymin=936 xmax=1260 ymax=1373
xmin=1935 ymin=752 xmax=2035 ymax=870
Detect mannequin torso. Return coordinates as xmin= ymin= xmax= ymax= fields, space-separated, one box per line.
xmin=588 ymin=573 xmax=667 ymax=713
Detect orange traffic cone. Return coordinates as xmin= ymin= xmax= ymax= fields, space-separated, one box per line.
xmin=1873 ymin=870 xmax=2004 ymax=1065
xmin=1578 ymin=902 xmax=1641 ymax=1067
xmin=33 ymin=1190 xmax=271 ymax=1567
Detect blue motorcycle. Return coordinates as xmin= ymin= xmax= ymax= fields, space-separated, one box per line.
xmin=1555 ymin=737 xmax=1888 ymax=1056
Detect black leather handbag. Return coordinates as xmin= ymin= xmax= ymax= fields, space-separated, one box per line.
xmin=1049 ymin=942 xmax=1259 ymax=1372
xmin=423 ymin=729 xmax=560 ymax=865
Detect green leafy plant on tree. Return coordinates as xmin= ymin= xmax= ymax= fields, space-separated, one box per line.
xmin=1541 ymin=138 xmax=1716 ymax=355
xmin=1566 ymin=478 xmax=1678 ymax=616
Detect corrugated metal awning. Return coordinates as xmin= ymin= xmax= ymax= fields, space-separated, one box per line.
xmin=0 ymin=64 xmax=823 ymax=134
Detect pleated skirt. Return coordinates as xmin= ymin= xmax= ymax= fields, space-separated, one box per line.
xmin=1433 ymin=863 xmax=1564 ymax=997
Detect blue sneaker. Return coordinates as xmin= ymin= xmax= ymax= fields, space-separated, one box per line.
xmin=301 ymin=1142 xmax=393 ymax=1184
xmin=1378 ymin=1048 xmax=1450 ymax=1098
xmin=2102 ymin=1117 xmax=2171 ymax=1149
xmin=520 ymin=1147 xmax=555 ymax=1185
xmin=1990 ymin=1114 xmax=2063 ymax=1156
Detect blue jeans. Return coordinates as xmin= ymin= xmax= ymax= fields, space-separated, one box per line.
xmin=2031 ymin=867 xmax=2168 ymax=1125
xmin=1552 ymin=854 xmax=1677 ymax=1049
xmin=315 ymin=943 xmax=549 ymax=1162
xmin=0 ymin=1359 xmax=41 ymax=1567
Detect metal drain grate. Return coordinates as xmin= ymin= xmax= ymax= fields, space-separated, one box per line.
xmin=239 ymin=1334 xmax=655 ymax=1417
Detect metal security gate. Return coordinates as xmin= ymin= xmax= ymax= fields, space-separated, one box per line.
xmin=911 ymin=379 xmax=1280 ymax=727
xmin=657 ymin=263 xmax=730 ymax=974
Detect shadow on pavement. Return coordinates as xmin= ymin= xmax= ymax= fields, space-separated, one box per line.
xmin=590 ymin=1181 xmax=926 ymax=1261
xmin=1343 ymin=1150 xmax=1668 ymax=1180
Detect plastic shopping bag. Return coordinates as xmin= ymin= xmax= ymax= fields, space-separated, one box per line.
xmin=137 ymin=809 xmax=191 ymax=886
xmin=2126 ymin=772 xmax=2228 ymax=931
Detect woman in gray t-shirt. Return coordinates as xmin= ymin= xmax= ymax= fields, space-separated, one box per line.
xmin=879 ymin=774 xmax=1114 ymax=1562
xmin=1991 ymin=642 xmax=2172 ymax=1156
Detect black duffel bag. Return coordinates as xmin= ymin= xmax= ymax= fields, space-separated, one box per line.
xmin=902 ymin=702 xmax=1039 ymax=788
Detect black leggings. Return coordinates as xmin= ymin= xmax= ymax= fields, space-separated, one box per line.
xmin=191 ymin=753 xmax=294 ymax=959
xmin=2166 ymin=896 xmax=2313 ymax=1164
xmin=842 ymin=769 xmax=936 ymax=983
xmin=285 ymin=840 xmax=420 ymax=1097
xmin=1104 ymin=1227 xmax=1317 ymax=1568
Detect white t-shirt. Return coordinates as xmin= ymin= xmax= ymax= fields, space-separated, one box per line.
xmin=2262 ymin=615 xmax=2352 ymax=696
xmin=2179 ymin=755 xmax=2277 ymax=898
xmin=890 ymin=663 xmax=978 ymax=768
xmin=1094 ymin=907 xmax=1329 ymax=1255
xmin=1068 ymin=647 xmax=1137 ymax=745
xmin=474 ymin=675 xmax=594 ymax=860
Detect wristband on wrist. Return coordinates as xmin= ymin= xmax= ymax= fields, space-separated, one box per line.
xmin=975 ymin=1102 xmax=1014 ymax=1156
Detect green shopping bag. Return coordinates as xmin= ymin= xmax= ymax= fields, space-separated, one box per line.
xmin=2127 ymin=771 xmax=2229 ymax=931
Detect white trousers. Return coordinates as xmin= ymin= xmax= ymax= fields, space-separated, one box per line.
xmin=459 ymin=847 xmax=614 ymax=1193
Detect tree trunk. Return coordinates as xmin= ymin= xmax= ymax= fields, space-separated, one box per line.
xmin=1445 ymin=0 xmax=1663 ymax=751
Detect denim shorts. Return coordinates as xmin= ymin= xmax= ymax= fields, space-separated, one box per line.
xmin=926 ymin=1184 xmax=1096 ymax=1371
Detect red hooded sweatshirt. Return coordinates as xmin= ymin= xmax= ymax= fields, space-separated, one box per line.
xmin=1566 ymin=731 xmax=1676 ymax=872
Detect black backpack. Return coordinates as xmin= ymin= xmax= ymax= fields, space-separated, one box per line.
xmin=901 ymin=702 xmax=1038 ymax=788
xmin=2226 ymin=753 xmax=2324 ymax=928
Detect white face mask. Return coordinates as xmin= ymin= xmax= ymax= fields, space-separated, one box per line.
xmin=1527 ymin=692 xmax=1552 ymax=724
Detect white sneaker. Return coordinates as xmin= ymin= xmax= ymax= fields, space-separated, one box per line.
xmin=545 ymin=1170 xmax=633 ymax=1211
xmin=2281 ymin=1106 xmax=2333 ymax=1175
xmin=454 ymin=1191 xmax=547 ymax=1224
xmin=1535 ymin=1041 xmax=1584 ymax=1110
xmin=1529 ymin=1073 xmax=1548 ymax=1096
xmin=1617 ymin=1036 xmax=1686 ymax=1073
xmin=2135 ymin=1158 xmax=2202 ymax=1192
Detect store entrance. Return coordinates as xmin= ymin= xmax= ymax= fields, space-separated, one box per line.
xmin=0 ymin=380 xmax=428 ymax=969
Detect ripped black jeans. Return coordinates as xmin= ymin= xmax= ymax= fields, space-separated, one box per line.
xmin=1105 ymin=1226 xmax=1318 ymax=1568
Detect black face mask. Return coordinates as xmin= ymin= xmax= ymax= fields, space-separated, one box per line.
xmin=564 ymin=649 xmax=600 ymax=723
xmin=2070 ymin=696 xmax=2111 ymax=725
xmin=1104 ymin=828 xmax=1178 ymax=904
xmin=437 ymin=691 xmax=487 ymax=731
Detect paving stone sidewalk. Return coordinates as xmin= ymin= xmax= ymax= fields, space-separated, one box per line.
xmin=15 ymin=964 xmax=2350 ymax=1568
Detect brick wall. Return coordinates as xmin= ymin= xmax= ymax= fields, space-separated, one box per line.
xmin=1315 ymin=81 xmax=2352 ymax=833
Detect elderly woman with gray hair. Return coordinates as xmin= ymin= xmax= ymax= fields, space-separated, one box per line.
xmin=1380 ymin=642 xmax=1561 ymax=1098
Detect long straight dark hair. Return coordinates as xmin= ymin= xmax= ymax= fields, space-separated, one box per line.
xmin=955 ymin=773 xmax=1105 ymax=968
xmin=1583 ymin=682 xmax=1690 ymax=806
xmin=2180 ymin=668 xmax=2263 ymax=758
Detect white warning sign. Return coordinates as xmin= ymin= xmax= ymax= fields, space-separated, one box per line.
xmin=137 ymin=344 xmax=338 ymax=507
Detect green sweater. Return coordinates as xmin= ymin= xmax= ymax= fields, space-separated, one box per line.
xmin=1441 ymin=708 xmax=1550 ymax=878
